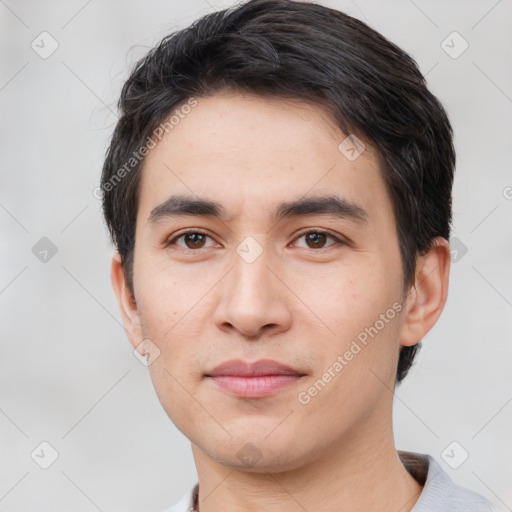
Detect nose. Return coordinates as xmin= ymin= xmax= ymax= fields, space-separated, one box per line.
xmin=213 ymin=244 xmax=293 ymax=340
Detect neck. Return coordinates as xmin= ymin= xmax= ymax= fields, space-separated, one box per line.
xmin=191 ymin=416 xmax=422 ymax=512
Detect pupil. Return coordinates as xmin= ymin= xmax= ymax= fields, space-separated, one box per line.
xmin=306 ymin=232 xmax=326 ymax=248
xmin=186 ymin=233 xmax=205 ymax=248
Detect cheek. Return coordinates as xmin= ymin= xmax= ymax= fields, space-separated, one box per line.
xmin=134 ymin=249 xmax=204 ymax=333
xmin=296 ymin=260 xmax=402 ymax=389
xmin=295 ymin=308 xmax=401 ymax=433
xmin=147 ymin=362 xmax=207 ymax=442
xmin=297 ymin=259 xmax=399 ymax=335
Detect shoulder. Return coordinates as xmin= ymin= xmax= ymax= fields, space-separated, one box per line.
xmin=408 ymin=453 xmax=495 ymax=512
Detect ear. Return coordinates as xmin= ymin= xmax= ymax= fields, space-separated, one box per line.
xmin=111 ymin=251 xmax=143 ymax=349
xmin=400 ymin=237 xmax=451 ymax=347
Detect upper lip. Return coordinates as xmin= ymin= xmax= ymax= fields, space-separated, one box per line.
xmin=206 ymin=359 xmax=305 ymax=377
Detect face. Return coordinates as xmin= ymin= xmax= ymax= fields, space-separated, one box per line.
xmin=118 ymin=91 xmax=414 ymax=472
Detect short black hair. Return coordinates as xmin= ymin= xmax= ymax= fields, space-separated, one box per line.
xmin=101 ymin=0 xmax=455 ymax=382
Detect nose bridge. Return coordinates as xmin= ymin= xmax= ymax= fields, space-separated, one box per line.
xmin=214 ymin=237 xmax=292 ymax=337
xmin=230 ymin=239 xmax=275 ymax=305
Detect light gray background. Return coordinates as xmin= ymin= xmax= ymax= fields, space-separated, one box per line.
xmin=1 ymin=1 xmax=511 ymax=511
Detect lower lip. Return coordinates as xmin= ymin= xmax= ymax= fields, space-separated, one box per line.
xmin=208 ymin=375 xmax=303 ymax=398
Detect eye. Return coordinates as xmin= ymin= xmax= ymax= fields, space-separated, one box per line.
xmin=165 ymin=230 xmax=217 ymax=250
xmin=164 ymin=229 xmax=345 ymax=251
xmin=294 ymin=230 xmax=343 ymax=249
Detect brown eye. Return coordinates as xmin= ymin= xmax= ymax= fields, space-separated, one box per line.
xmin=295 ymin=230 xmax=341 ymax=250
xmin=304 ymin=232 xmax=328 ymax=248
xmin=183 ymin=233 xmax=207 ymax=249
xmin=166 ymin=231 xmax=216 ymax=250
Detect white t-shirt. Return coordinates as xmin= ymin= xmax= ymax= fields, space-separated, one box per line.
xmin=163 ymin=452 xmax=495 ymax=512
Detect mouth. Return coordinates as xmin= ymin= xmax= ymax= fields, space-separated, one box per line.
xmin=204 ymin=359 xmax=306 ymax=398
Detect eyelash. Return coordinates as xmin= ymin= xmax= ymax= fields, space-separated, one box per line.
xmin=164 ymin=228 xmax=346 ymax=252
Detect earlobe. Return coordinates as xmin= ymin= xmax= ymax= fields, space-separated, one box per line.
xmin=400 ymin=237 xmax=451 ymax=347
xmin=111 ymin=252 xmax=143 ymax=349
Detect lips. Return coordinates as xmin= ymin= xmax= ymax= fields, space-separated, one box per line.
xmin=206 ymin=359 xmax=304 ymax=377
xmin=205 ymin=359 xmax=306 ymax=398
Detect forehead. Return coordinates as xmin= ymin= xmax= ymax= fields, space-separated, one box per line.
xmin=137 ymin=92 xmax=390 ymax=226
xmin=149 ymin=92 xmax=348 ymax=166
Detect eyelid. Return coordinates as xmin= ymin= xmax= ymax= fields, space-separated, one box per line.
xmin=164 ymin=228 xmax=218 ymax=248
xmin=164 ymin=227 xmax=349 ymax=250
xmin=291 ymin=228 xmax=347 ymax=249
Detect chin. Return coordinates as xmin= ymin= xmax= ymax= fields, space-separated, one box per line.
xmin=196 ymin=431 xmax=315 ymax=474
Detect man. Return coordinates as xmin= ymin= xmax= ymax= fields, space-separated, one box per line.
xmin=101 ymin=0 xmax=495 ymax=510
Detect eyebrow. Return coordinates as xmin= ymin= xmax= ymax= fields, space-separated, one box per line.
xmin=147 ymin=194 xmax=368 ymax=225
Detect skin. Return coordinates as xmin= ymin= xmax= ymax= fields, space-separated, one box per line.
xmin=111 ymin=90 xmax=451 ymax=511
